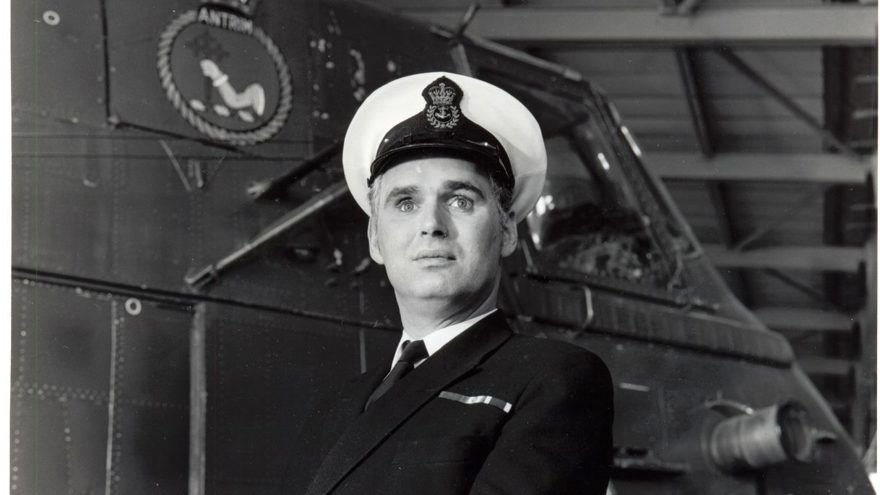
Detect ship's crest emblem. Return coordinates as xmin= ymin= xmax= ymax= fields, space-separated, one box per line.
xmin=422 ymin=76 xmax=462 ymax=129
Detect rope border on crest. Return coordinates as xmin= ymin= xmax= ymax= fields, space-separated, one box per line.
xmin=156 ymin=10 xmax=293 ymax=146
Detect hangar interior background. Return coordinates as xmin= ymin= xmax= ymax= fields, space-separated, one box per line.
xmin=388 ymin=0 xmax=878 ymax=453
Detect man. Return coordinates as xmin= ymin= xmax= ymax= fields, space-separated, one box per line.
xmin=288 ymin=72 xmax=613 ymax=494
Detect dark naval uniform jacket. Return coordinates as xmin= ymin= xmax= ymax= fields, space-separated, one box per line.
xmin=284 ymin=312 xmax=613 ymax=494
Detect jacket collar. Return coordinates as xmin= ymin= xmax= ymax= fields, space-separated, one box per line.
xmin=305 ymin=311 xmax=512 ymax=495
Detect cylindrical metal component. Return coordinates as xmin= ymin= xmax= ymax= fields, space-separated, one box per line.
xmin=709 ymin=401 xmax=813 ymax=472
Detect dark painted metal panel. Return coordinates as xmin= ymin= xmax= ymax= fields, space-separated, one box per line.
xmin=114 ymin=298 xmax=191 ymax=406
xmin=12 ymin=152 xmax=117 ymax=280
xmin=309 ymin=0 xmax=457 ymax=142
xmin=12 ymin=396 xmax=71 ymax=495
xmin=204 ymin=303 xmax=397 ymax=492
xmin=111 ymin=406 xmax=190 ymax=494
xmin=12 ymin=281 xmax=112 ymax=495
xmin=68 ymin=399 xmax=112 ymax=495
xmin=361 ymin=326 xmax=400 ymax=373
xmin=11 ymin=0 xmax=107 ymax=126
xmin=12 ymin=139 xmax=196 ymax=286
xmin=108 ymin=299 xmax=191 ymax=494
xmin=12 ymin=280 xmax=112 ymax=399
xmin=105 ymin=140 xmax=199 ymax=285
xmin=12 ymin=131 xmax=400 ymax=323
xmin=12 ymin=279 xmax=193 ymax=495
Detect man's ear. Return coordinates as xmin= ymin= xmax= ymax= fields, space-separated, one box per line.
xmin=367 ymin=217 xmax=385 ymax=265
xmin=500 ymin=211 xmax=518 ymax=258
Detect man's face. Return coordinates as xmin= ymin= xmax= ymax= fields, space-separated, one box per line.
xmin=368 ymin=157 xmax=517 ymax=306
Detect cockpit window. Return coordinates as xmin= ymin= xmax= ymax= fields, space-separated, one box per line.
xmin=526 ymin=120 xmax=676 ymax=290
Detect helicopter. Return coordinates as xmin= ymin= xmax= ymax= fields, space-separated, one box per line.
xmin=10 ymin=0 xmax=874 ymax=493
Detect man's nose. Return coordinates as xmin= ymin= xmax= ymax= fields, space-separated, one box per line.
xmin=419 ymin=203 xmax=449 ymax=238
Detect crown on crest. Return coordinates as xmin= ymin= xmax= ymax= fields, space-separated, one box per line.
xmin=427 ymin=82 xmax=456 ymax=106
xmin=422 ymin=76 xmax=462 ymax=107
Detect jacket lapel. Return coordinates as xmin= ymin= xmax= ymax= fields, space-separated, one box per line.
xmin=304 ymin=312 xmax=512 ymax=495
xmin=328 ymin=365 xmax=388 ymax=426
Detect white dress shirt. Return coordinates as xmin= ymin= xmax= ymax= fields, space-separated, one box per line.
xmin=389 ymin=309 xmax=497 ymax=372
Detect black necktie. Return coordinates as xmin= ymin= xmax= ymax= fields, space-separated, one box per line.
xmin=365 ymin=340 xmax=428 ymax=410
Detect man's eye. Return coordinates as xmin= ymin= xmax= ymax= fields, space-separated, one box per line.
xmin=451 ymin=196 xmax=473 ymax=210
xmin=396 ymin=200 xmax=415 ymax=212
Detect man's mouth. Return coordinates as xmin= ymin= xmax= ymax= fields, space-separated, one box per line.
xmin=414 ymin=250 xmax=456 ymax=261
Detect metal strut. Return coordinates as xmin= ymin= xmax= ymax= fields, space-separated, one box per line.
xmin=246 ymin=140 xmax=342 ymax=200
xmin=185 ymin=181 xmax=350 ymax=289
xmin=448 ymin=2 xmax=482 ymax=76
xmin=712 ymin=45 xmax=859 ymax=158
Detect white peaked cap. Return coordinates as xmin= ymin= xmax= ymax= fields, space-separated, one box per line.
xmin=342 ymin=72 xmax=547 ymax=222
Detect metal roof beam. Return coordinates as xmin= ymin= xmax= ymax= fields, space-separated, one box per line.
xmin=753 ymin=307 xmax=856 ymax=331
xmin=703 ymin=244 xmax=865 ymax=272
xmin=402 ymin=6 xmax=877 ymax=45
xmin=648 ymin=153 xmax=871 ymax=183
xmin=799 ymin=357 xmax=853 ymax=376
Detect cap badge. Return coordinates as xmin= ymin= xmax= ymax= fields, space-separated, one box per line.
xmin=423 ymin=76 xmax=462 ymax=130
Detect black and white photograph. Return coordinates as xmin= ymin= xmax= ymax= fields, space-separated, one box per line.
xmin=9 ymin=0 xmax=878 ymax=493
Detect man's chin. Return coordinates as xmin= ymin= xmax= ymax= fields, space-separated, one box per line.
xmin=393 ymin=281 xmax=470 ymax=303
xmin=402 ymin=286 xmax=460 ymax=301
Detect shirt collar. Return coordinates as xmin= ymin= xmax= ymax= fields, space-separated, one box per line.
xmin=390 ymin=309 xmax=497 ymax=371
